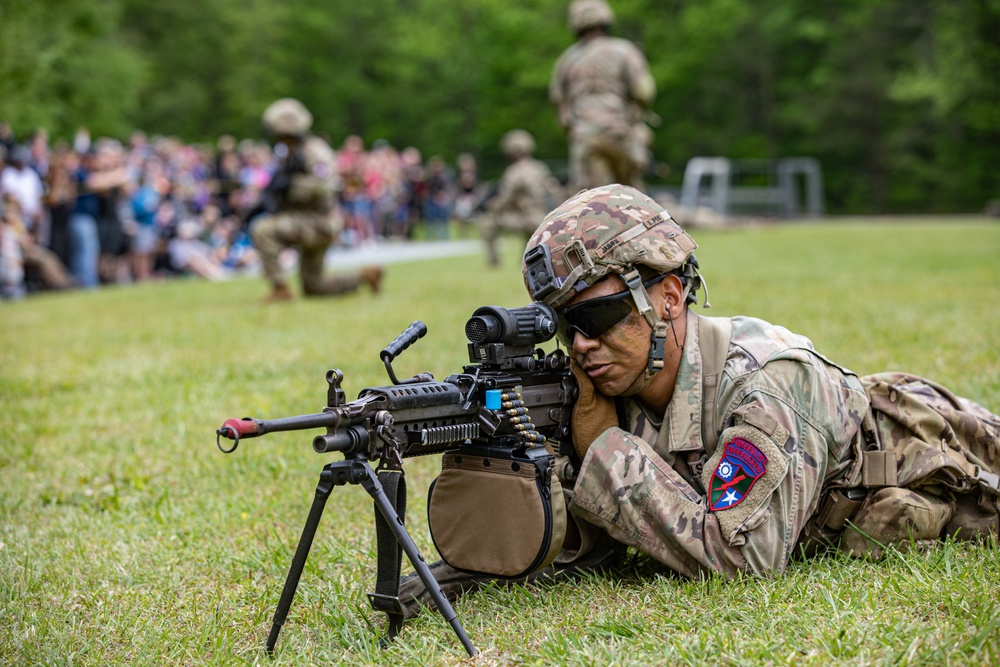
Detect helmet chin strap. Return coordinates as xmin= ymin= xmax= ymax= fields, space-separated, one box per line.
xmin=618 ymin=268 xmax=692 ymax=397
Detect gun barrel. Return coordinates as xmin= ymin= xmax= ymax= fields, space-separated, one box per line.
xmin=257 ymin=411 xmax=343 ymax=435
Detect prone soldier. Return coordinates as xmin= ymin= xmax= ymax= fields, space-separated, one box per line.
xmin=251 ymin=98 xmax=382 ymax=302
xmin=401 ymin=184 xmax=1000 ymax=609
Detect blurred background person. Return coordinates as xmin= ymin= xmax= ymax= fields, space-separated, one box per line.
xmin=250 ymin=98 xmax=381 ymax=301
xmin=423 ymin=155 xmax=453 ymax=240
xmin=93 ymin=140 xmax=132 ymax=284
xmin=477 ymin=130 xmax=557 ymax=267
xmin=452 ymin=152 xmax=481 ymax=239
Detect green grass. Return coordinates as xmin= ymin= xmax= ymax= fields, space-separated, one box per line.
xmin=2 ymin=219 xmax=999 ymax=666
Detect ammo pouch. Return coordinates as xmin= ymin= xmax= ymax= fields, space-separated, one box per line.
xmin=427 ymin=446 xmax=566 ymax=578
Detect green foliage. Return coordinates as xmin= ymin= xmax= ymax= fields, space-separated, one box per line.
xmin=1 ymin=222 xmax=999 ymax=665
xmin=0 ymin=0 xmax=998 ymax=211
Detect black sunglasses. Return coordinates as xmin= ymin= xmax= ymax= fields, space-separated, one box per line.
xmin=556 ymin=274 xmax=667 ymax=346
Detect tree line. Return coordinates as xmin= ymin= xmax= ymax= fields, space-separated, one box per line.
xmin=1 ymin=0 xmax=997 ymax=214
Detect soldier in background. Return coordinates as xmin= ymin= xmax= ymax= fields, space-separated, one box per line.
xmin=250 ymin=98 xmax=381 ymax=302
xmin=478 ymin=130 xmax=556 ymax=267
xmin=550 ymin=0 xmax=656 ymax=191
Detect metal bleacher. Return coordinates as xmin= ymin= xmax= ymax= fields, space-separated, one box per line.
xmin=679 ymin=157 xmax=825 ymax=219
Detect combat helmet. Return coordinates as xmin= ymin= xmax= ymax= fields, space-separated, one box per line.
xmin=262 ymin=98 xmax=313 ymax=137
xmin=522 ymin=184 xmax=707 ymax=381
xmin=568 ymin=0 xmax=615 ymax=33
xmin=501 ymin=129 xmax=535 ymax=158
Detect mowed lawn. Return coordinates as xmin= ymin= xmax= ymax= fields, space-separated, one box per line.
xmin=2 ymin=219 xmax=999 ymax=667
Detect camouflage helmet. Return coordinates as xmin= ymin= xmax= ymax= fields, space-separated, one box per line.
xmin=522 ymin=184 xmax=698 ymax=309
xmin=568 ymin=0 xmax=615 ymax=33
xmin=262 ymin=98 xmax=313 ymax=137
xmin=500 ymin=129 xmax=535 ymax=158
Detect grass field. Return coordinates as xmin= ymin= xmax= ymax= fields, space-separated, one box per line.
xmin=2 ymin=219 xmax=999 ymax=666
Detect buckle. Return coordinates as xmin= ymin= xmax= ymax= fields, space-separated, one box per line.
xmin=368 ymin=592 xmax=405 ymax=615
xmin=975 ymin=466 xmax=1000 ymax=496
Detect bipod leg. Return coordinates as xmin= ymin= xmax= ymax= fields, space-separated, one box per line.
xmin=265 ymin=461 xmax=349 ymax=655
xmin=352 ymin=460 xmax=478 ymax=657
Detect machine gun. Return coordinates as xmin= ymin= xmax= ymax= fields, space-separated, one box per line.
xmin=215 ymin=303 xmax=576 ymax=657
xmin=239 ymin=145 xmax=307 ymax=226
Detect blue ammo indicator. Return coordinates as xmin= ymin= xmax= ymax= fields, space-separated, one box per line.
xmin=485 ymin=389 xmax=502 ymax=410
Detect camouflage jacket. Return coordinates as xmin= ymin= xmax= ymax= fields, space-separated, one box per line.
xmin=285 ymin=135 xmax=337 ymax=214
xmin=549 ymin=34 xmax=656 ymax=135
xmin=571 ymin=310 xmax=869 ymax=578
xmin=488 ymin=157 xmax=553 ymax=217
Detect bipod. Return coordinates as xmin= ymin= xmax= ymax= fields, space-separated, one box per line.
xmin=265 ymin=458 xmax=478 ymax=657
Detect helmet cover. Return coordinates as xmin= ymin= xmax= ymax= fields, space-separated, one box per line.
xmin=500 ymin=129 xmax=536 ymax=157
xmin=262 ymin=98 xmax=313 ymax=136
xmin=522 ymin=184 xmax=697 ymax=308
xmin=568 ymin=0 xmax=615 ymax=33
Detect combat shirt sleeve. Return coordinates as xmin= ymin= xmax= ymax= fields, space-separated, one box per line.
xmin=623 ymin=43 xmax=656 ymax=108
xmin=571 ymin=425 xmax=749 ymax=578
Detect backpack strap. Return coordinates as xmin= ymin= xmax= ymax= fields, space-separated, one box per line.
xmin=697 ymin=315 xmax=733 ymax=453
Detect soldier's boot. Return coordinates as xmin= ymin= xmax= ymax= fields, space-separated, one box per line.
xmin=360 ymin=266 xmax=383 ymax=294
xmin=262 ymin=284 xmax=295 ymax=302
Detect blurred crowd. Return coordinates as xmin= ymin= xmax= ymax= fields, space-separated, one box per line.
xmin=0 ymin=122 xmax=489 ymax=300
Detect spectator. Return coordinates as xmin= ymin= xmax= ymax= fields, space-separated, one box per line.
xmin=1 ymin=145 xmax=46 ymax=233
xmin=68 ymin=151 xmax=104 ymax=288
xmin=93 ymin=141 xmax=132 ymax=284
xmin=28 ymin=129 xmax=51 ymax=181
xmin=367 ymin=140 xmax=403 ymax=239
xmin=45 ymin=148 xmax=78 ymax=270
xmin=452 ymin=152 xmax=481 ymax=238
xmin=130 ymin=162 xmax=168 ymax=282
xmin=0 ymin=195 xmax=25 ymax=299
xmin=338 ymin=135 xmax=375 ymax=247
xmin=1 ymin=193 xmax=74 ymax=292
xmin=399 ymin=146 xmax=426 ymax=239
xmin=212 ymin=134 xmax=241 ymax=217
xmin=168 ymin=217 xmax=226 ymax=281
xmin=208 ymin=209 xmax=259 ymax=274
xmin=0 ymin=122 xmax=16 ymax=157
xmin=423 ymin=155 xmax=453 ymax=240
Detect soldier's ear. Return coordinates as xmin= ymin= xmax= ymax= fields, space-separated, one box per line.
xmin=659 ymin=274 xmax=685 ymax=317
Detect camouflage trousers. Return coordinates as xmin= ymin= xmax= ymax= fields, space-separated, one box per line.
xmin=838 ymin=373 xmax=1000 ymax=557
xmin=568 ymin=127 xmax=644 ymax=192
xmin=250 ymin=211 xmax=361 ymax=296
xmin=476 ymin=210 xmax=543 ymax=267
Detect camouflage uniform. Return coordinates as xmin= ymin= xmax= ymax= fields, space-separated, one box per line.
xmin=550 ymin=3 xmax=656 ymax=191
xmin=479 ymin=138 xmax=556 ymax=266
xmin=524 ymin=184 xmax=1000 ymax=578
xmin=573 ymin=313 xmax=1000 ymax=577
xmin=252 ymin=99 xmax=373 ymax=298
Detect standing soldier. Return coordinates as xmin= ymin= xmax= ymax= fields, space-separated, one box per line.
xmin=251 ymin=98 xmax=381 ymax=302
xmin=478 ymin=130 xmax=557 ymax=267
xmin=550 ymin=0 xmax=656 ymax=191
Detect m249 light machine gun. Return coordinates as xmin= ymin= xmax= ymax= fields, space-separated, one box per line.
xmin=215 ymin=303 xmax=576 ymax=657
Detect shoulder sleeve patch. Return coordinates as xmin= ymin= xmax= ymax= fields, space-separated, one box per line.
xmin=700 ymin=423 xmax=789 ymax=542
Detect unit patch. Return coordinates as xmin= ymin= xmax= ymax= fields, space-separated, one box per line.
xmin=700 ymin=418 xmax=790 ymax=544
xmin=707 ymin=437 xmax=768 ymax=511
